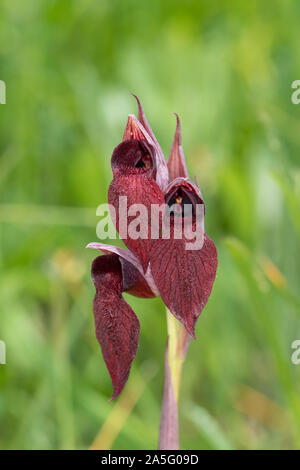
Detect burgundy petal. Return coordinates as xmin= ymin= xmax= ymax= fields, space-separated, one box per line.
xmin=150 ymin=178 xmax=217 ymax=337
xmin=167 ymin=114 xmax=188 ymax=181
xmin=108 ymin=170 xmax=165 ymax=272
xmin=92 ymin=254 xmax=140 ymax=399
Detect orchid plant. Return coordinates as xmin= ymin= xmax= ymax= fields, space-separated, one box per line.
xmin=87 ymin=96 xmax=218 ymax=449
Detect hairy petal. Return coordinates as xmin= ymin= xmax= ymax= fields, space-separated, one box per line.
xmin=92 ymin=254 xmax=140 ymax=399
xmin=150 ymin=234 xmax=217 ymax=338
xmin=108 ymin=173 xmax=165 ymax=271
xmin=121 ymin=258 xmax=156 ymax=298
xmin=167 ymin=114 xmax=188 ymax=182
xmin=87 ymin=242 xmax=142 ymax=272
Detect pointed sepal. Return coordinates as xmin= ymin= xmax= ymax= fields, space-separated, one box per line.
xmin=130 ymin=94 xmax=169 ymax=189
xmin=167 ymin=114 xmax=188 ymax=182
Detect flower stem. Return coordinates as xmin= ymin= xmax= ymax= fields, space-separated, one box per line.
xmin=158 ymin=308 xmax=190 ymax=450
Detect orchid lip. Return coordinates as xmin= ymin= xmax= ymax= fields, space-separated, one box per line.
xmin=87 ymin=99 xmax=218 ymax=401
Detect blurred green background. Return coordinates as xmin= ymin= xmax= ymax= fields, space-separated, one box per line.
xmin=0 ymin=0 xmax=300 ymax=450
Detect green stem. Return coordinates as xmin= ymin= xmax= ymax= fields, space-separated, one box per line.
xmin=158 ymin=308 xmax=190 ymax=449
xmin=166 ymin=309 xmax=189 ymax=402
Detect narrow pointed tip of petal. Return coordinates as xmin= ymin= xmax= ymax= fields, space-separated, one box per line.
xmin=167 ymin=114 xmax=188 ymax=181
xmin=86 ymin=242 xmax=113 ymax=252
xmin=130 ymin=93 xmax=139 ymax=102
xmin=158 ymin=340 xmax=180 ymax=450
xmin=173 ymin=113 xmax=182 ymax=145
xmin=131 ymin=94 xmax=149 ymax=130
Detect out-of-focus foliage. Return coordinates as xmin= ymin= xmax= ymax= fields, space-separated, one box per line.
xmin=0 ymin=0 xmax=300 ymax=450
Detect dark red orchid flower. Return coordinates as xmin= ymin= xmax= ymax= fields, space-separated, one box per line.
xmin=87 ymin=96 xmax=217 ymax=399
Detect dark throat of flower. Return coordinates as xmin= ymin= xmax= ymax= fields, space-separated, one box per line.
xmin=166 ymin=187 xmax=202 ymax=220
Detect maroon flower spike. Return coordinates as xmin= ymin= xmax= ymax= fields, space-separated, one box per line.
xmin=108 ymin=116 xmax=164 ymax=271
xmin=87 ymin=98 xmax=217 ymax=398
